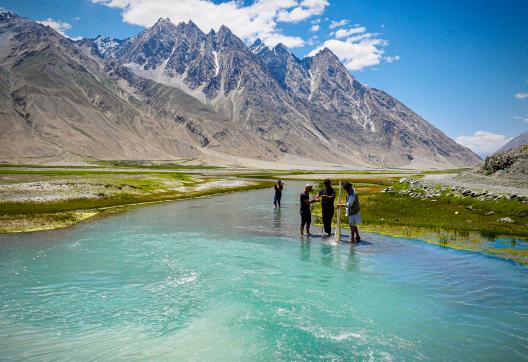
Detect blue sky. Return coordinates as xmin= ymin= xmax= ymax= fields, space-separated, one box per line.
xmin=2 ymin=0 xmax=527 ymax=155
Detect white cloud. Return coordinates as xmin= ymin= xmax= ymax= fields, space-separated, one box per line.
xmin=308 ymin=27 xmax=396 ymax=70
xmin=93 ymin=0 xmax=329 ymax=48
xmin=514 ymin=115 xmax=528 ymax=123
xmin=37 ymin=18 xmax=82 ymax=40
xmin=277 ymin=0 xmax=328 ymax=23
xmin=455 ymin=131 xmax=513 ymax=157
xmin=329 ymin=19 xmax=348 ymax=29
xmin=310 ymin=24 xmax=320 ymax=32
xmin=515 ymin=92 xmax=528 ymax=100
xmin=334 ymin=26 xmax=365 ymax=39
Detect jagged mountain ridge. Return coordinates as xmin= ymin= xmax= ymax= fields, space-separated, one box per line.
xmin=98 ymin=17 xmax=480 ymax=167
xmin=0 ymin=12 xmax=480 ymax=168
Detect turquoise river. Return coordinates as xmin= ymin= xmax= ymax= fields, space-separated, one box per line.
xmin=0 ymin=182 xmax=527 ymax=361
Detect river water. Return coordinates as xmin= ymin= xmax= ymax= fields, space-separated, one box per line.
xmin=1 ymin=182 xmax=527 ymax=361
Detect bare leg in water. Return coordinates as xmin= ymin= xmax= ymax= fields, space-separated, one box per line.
xmin=349 ymin=226 xmax=361 ymax=242
xmin=301 ymin=223 xmax=312 ymax=236
xmin=352 ymin=226 xmax=360 ymax=242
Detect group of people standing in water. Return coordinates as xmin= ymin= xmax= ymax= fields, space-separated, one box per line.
xmin=273 ymin=179 xmax=362 ymax=243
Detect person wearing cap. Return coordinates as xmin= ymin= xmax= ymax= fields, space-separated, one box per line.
xmin=300 ymin=183 xmax=320 ymax=235
xmin=337 ymin=182 xmax=362 ymax=242
xmin=273 ymin=180 xmax=283 ymax=209
xmin=317 ymin=179 xmax=335 ymax=236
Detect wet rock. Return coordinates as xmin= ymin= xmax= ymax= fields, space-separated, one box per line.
xmin=485 ymin=211 xmax=495 ymax=216
xmin=461 ymin=189 xmax=472 ymax=196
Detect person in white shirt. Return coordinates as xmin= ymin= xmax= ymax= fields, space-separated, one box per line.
xmin=338 ymin=182 xmax=362 ymax=243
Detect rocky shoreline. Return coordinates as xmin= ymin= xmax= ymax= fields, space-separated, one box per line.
xmin=383 ymin=177 xmax=528 ymax=202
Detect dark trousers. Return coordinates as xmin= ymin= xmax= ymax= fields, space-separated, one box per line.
xmin=322 ymin=206 xmax=334 ymax=235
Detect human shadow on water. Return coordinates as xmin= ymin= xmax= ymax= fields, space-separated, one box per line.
xmin=300 ymin=240 xmax=311 ymax=262
xmin=341 ymin=239 xmax=373 ymax=246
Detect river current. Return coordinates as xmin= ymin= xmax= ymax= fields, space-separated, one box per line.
xmin=1 ymin=182 xmax=527 ymax=360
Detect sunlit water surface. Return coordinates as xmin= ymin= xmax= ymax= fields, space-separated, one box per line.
xmin=1 ymin=183 xmax=527 ymax=361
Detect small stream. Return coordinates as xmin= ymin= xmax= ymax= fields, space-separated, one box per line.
xmin=0 ymin=181 xmax=527 ymax=360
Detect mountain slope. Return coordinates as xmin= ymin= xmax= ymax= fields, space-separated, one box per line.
xmin=0 ymin=12 xmax=275 ymax=164
xmin=495 ymin=131 xmax=528 ymax=154
xmin=0 ymin=13 xmax=480 ymax=168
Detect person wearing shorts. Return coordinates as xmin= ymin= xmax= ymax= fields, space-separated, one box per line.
xmin=339 ymin=182 xmax=362 ymax=243
xmin=300 ymin=184 xmax=319 ymax=235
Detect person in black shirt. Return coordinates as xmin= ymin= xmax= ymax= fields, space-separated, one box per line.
xmin=317 ymin=179 xmax=335 ymax=236
xmin=273 ymin=180 xmax=283 ymax=209
xmin=300 ymin=184 xmax=320 ymax=235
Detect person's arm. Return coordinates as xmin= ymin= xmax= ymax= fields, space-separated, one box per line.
xmin=318 ymin=189 xmax=334 ymax=200
xmin=345 ymin=193 xmax=355 ymax=208
xmin=338 ymin=193 xmax=353 ymax=208
xmin=323 ymin=190 xmax=335 ymax=201
xmin=310 ymin=195 xmax=320 ymax=203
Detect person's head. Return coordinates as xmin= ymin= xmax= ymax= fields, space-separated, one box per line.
xmin=324 ymin=179 xmax=331 ymax=187
xmin=343 ymin=182 xmax=353 ymax=193
xmin=305 ymin=183 xmax=313 ymax=192
xmin=277 ymin=180 xmax=282 ymax=185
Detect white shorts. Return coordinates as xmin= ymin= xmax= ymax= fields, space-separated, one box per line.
xmin=348 ymin=212 xmax=362 ymax=226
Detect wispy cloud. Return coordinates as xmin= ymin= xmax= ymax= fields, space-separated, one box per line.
xmin=277 ymin=0 xmax=328 ymax=23
xmin=455 ymin=130 xmax=512 ymax=157
xmin=92 ymin=0 xmax=329 ymax=48
xmin=334 ymin=26 xmax=365 ymax=39
xmin=384 ymin=55 xmax=400 ymax=63
xmin=514 ymin=115 xmax=528 ymax=123
xmin=37 ymin=18 xmax=82 ymax=40
xmin=310 ymin=24 xmax=320 ymax=32
xmin=515 ymin=92 xmax=528 ymax=100
xmin=329 ymin=19 xmax=348 ymax=29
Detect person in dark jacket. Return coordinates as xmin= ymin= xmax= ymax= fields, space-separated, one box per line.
xmin=317 ymin=179 xmax=335 ymax=236
xmin=273 ymin=180 xmax=283 ymax=209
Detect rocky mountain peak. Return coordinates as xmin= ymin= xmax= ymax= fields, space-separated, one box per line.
xmin=273 ymin=43 xmax=289 ymax=53
xmin=0 ymin=12 xmax=482 ymax=169
xmin=0 ymin=9 xmax=19 ymax=20
xmin=217 ymin=24 xmax=245 ymax=49
xmin=153 ymin=17 xmax=172 ymax=27
xmin=311 ymin=47 xmax=341 ymax=63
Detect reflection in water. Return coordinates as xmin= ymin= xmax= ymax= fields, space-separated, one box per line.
xmin=300 ymin=240 xmax=311 ymax=262
xmin=320 ymin=242 xmax=334 ymax=267
xmin=346 ymin=244 xmax=359 ymax=273
xmin=273 ymin=208 xmax=282 ymax=230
